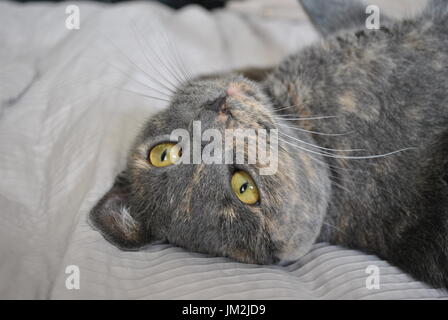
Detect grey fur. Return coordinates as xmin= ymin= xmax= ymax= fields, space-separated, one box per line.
xmin=90 ymin=0 xmax=448 ymax=288
xmin=90 ymin=75 xmax=331 ymax=264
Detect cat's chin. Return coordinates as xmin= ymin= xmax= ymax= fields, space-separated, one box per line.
xmin=275 ymin=242 xmax=314 ymax=266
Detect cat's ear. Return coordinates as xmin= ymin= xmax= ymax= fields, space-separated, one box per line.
xmin=89 ymin=171 xmax=147 ymax=250
xmin=300 ymin=0 xmax=376 ymax=36
xmin=427 ymin=0 xmax=448 ymax=14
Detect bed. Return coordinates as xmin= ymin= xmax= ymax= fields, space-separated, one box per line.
xmin=0 ymin=0 xmax=447 ymax=299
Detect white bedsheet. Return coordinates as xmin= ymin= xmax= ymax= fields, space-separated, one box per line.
xmin=0 ymin=0 xmax=446 ymax=299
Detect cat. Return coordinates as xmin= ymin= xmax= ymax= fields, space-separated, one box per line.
xmin=89 ymin=0 xmax=448 ymax=289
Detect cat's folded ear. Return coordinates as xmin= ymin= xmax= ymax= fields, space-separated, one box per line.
xmin=88 ymin=171 xmax=147 ymax=250
xmin=299 ymin=0 xmax=387 ymax=36
xmin=427 ymin=0 xmax=448 ymax=15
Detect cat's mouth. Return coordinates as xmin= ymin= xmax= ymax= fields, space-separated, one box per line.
xmin=205 ymin=95 xmax=233 ymax=123
xmin=198 ymin=79 xmax=275 ymax=133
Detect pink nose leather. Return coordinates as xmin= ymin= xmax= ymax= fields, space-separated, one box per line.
xmin=226 ymin=84 xmax=244 ymax=97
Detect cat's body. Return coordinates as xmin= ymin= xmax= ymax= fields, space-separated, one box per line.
xmin=264 ymin=1 xmax=448 ymax=287
xmin=90 ymin=0 xmax=448 ymax=289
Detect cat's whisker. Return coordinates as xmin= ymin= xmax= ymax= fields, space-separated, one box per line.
xmin=278 ymin=131 xmax=365 ymax=153
xmin=275 ymin=116 xmax=338 ymax=121
xmin=306 ymin=154 xmax=368 ymax=174
xmin=81 ymin=55 xmax=173 ymax=99
xmin=157 ymin=24 xmax=193 ymax=82
xmin=278 ymin=137 xmax=414 ymax=160
xmin=273 ymin=105 xmax=297 ymax=112
xmin=278 ymin=123 xmax=352 ymax=136
xmin=100 ymin=32 xmax=178 ymax=95
xmin=307 ymin=150 xmax=409 ymax=208
xmin=278 ymin=137 xmax=339 ymax=158
xmin=95 ymin=83 xmax=171 ymax=103
xmin=274 ymin=115 xmax=338 ymax=121
xmin=320 ymin=220 xmax=349 ymax=236
xmin=149 ymin=28 xmax=187 ymax=85
xmin=42 ymin=73 xmax=104 ymax=93
xmin=127 ymin=22 xmax=181 ymax=92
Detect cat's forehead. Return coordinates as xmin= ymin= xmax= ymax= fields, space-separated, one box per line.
xmin=172 ymin=74 xmax=264 ymax=106
xmin=141 ymin=75 xmax=274 ymax=135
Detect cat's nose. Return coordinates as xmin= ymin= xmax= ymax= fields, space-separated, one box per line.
xmin=226 ymin=85 xmax=245 ymax=97
xmin=206 ymin=95 xmax=228 ymax=113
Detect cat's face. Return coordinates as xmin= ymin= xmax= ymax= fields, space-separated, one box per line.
xmin=90 ymin=75 xmax=330 ymax=264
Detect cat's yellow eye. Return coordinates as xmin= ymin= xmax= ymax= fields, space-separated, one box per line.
xmin=149 ymin=143 xmax=182 ymax=167
xmin=231 ymin=171 xmax=260 ymax=205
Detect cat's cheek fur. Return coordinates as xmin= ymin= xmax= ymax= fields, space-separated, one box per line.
xmin=268 ymin=153 xmax=331 ymax=266
xmin=274 ymin=209 xmax=328 ymax=266
xmin=276 ymin=243 xmax=313 ymax=266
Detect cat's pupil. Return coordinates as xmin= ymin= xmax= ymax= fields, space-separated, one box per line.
xmin=240 ymin=182 xmax=248 ymax=194
xmin=161 ymin=149 xmax=168 ymax=162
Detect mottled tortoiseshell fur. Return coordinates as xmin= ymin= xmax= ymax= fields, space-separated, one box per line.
xmin=90 ymin=0 xmax=448 ymax=288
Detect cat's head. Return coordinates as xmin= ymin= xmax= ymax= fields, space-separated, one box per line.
xmin=89 ymin=74 xmax=330 ymax=264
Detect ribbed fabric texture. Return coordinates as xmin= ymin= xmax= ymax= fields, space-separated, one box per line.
xmin=50 ymin=223 xmax=448 ymax=299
